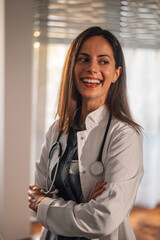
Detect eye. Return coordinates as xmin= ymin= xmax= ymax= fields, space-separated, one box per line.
xmin=100 ymin=60 xmax=109 ymax=65
xmin=77 ymin=56 xmax=89 ymax=63
xmin=80 ymin=58 xmax=88 ymax=62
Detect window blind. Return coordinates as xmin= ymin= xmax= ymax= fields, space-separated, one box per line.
xmin=33 ymin=0 xmax=160 ymax=48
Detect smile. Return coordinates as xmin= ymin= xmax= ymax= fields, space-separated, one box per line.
xmin=82 ymin=78 xmax=102 ymax=85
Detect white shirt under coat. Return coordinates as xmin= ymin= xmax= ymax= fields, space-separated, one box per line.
xmin=35 ymin=105 xmax=143 ymax=240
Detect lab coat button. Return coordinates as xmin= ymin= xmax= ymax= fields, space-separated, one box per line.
xmin=81 ymin=136 xmax=84 ymax=140
xmin=82 ymin=170 xmax=86 ymax=174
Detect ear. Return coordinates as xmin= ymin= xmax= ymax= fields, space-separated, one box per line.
xmin=112 ymin=66 xmax=122 ymax=83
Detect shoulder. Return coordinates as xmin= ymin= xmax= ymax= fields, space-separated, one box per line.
xmin=45 ymin=119 xmax=69 ymax=149
xmin=108 ymin=117 xmax=143 ymax=153
xmin=104 ymin=117 xmax=143 ymax=182
xmin=45 ymin=120 xmax=59 ymax=144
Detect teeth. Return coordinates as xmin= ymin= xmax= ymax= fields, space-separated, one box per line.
xmin=82 ymin=78 xmax=101 ymax=84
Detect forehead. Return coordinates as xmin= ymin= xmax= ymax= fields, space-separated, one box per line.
xmin=79 ymin=36 xmax=114 ymax=57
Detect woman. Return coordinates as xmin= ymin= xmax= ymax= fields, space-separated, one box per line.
xmin=28 ymin=27 xmax=143 ymax=240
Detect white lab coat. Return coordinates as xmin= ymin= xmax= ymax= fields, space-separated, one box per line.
xmin=35 ymin=105 xmax=143 ymax=240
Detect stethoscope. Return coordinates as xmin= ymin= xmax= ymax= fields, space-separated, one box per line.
xmin=41 ymin=113 xmax=112 ymax=195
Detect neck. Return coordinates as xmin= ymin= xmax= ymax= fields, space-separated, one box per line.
xmin=78 ymin=99 xmax=105 ymax=127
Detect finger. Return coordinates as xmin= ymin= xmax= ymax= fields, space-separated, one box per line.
xmin=92 ymin=187 xmax=105 ymax=200
xmin=28 ymin=194 xmax=38 ymax=205
xmin=93 ymin=180 xmax=106 ymax=192
xmin=28 ymin=190 xmax=35 ymax=196
xmin=28 ymin=199 xmax=39 ymax=212
xmin=28 ymin=196 xmax=32 ymax=202
xmin=28 ymin=191 xmax=35 ymax=201
xmin=29 ymin=184 xmax=36 ymax=190
xmin=92 ymin=180 xmax=107 ymax=195
xmin=28 ymin=192 xmax=32 ymax=198
xmin=29 ymin=202 xmax=36 ymax=212
xmin=33 ymin=186 xmax=41 ymax=191
xmin=92 ymin=188 xmax=106 ymax=198
xmin=28 ymin=190 xmax=32 ymax=195
xmin=29 ymin=184 xmax=40 ymax=191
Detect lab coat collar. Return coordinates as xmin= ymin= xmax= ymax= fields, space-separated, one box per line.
xmin=85 ymin=104 xmax=109 ymax=130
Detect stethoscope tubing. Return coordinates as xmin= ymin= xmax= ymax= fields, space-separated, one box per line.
xmin=42 ymin=113 xmax=112 ymax=194
xmin=41 ymin=141 xmax=62 ymax=194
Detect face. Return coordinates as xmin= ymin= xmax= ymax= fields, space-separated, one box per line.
xmin=74 ymin=36 xmax=121 ymax=107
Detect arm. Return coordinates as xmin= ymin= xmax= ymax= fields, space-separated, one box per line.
xmin=28 ymin=122 xmax=58 ymax=211
xmin=34 ymin=122 xmax=58 ymax=190
xmin=28 ymin=181 xmax=107 ymax=212
xmin=36 ymin=124 xmax=143 ymax=238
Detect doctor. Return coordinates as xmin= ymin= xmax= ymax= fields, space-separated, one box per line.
xmin=28 ymin=26 xmax=143 ymax=240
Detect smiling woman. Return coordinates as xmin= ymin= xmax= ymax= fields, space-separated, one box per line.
xmin=57 ymin=27 xmax=140 ymax=133
xmin=28 ymin=27 xmax=143 ymax=240
xmin=74 ymin=36 xmax=121 ymax=124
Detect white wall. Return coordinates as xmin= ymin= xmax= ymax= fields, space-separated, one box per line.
xmin=0 ymin=0 xmax=32 ymax=239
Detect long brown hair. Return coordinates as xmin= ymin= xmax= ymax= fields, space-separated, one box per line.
xmin=57 ymin=26 xmax=141 ymax=133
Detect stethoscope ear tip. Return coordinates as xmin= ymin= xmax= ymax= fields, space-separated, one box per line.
xmin=40 ymin=189 xmax=45 ymax=193
xmin=53 ymin=189 xmax=59 ymax=194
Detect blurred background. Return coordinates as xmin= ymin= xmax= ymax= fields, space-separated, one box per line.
xmin=0 ymin=0 xmax=160 ymax=239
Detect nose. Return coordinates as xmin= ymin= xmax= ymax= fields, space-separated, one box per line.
xmin=86 ymin=59 xmax=99 ymax=73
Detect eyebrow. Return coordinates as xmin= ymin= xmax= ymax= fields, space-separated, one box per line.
xmin=78 ymin=52 xmax=111 ymax=59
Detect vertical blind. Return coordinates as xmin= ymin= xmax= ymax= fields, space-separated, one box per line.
xmin=33 ymin=0 xmax=160 ymax=48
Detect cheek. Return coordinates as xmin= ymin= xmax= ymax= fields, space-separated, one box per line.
xmin=104 ymin=70 xmax=110 ymax=77
xmin=104 ymin=68 xmax=116 ymax=80
xmin=74 ymin=63 xmax=85 ymax=78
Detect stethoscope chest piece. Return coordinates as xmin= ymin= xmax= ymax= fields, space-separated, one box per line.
xmin=89 ymin=113 xmax=112 ymax=177
xmin=90 ymin=161 xmax=104 ymax=176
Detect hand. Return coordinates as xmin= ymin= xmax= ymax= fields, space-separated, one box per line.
xmin=91 ymin=180 xmax=107 ymax=200
xmin=28 ymin=184 xmax=46 ymax=212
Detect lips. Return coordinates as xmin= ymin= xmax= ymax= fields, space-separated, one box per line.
xmin=81 ymin=78 xmax=103 ymax=88
xmin=82 ymin=78 xmax=101 ymax=84
xmin=81 ymin=78 xmax=102 ymax=88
